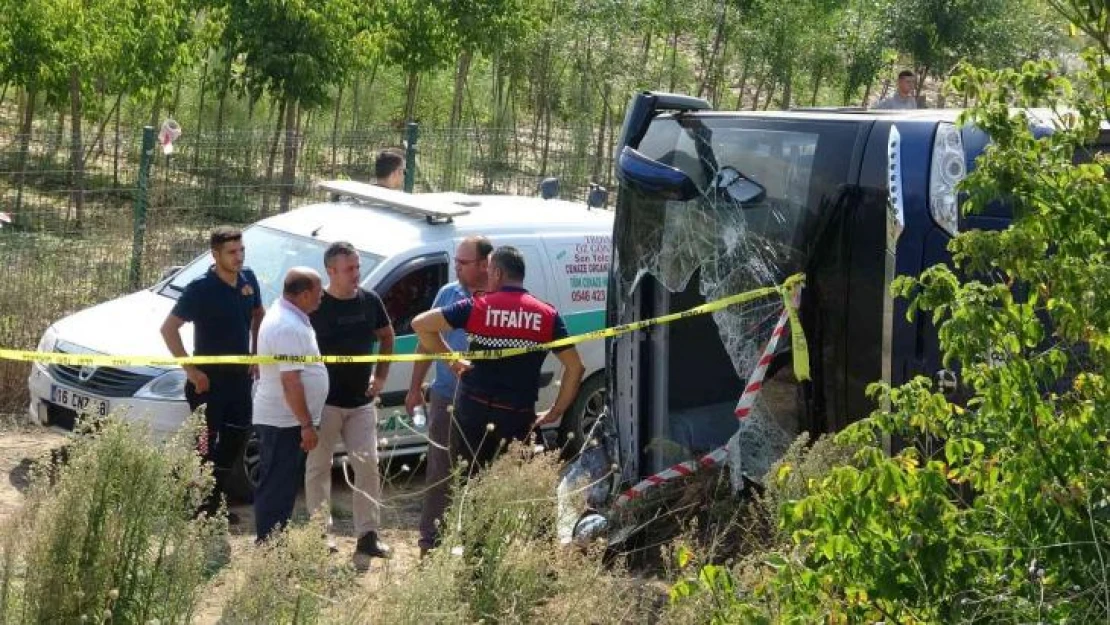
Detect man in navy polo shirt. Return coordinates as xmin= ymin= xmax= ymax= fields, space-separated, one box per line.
xmin=161 ymin=226 xmax=264 ymax=518
xmin=412 ymin=245 xmax=584 ymax=473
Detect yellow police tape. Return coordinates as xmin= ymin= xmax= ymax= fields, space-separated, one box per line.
xmin=0 ymin=274 xmax=809 ymax=380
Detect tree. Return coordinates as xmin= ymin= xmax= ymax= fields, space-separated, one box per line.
xmin=379 ymin=0 xmax=457 ymax=124
xmin=220 ymin=0 xmax=366 ymax=213
xmin=0 ymin=0 xmax=68 ymax=212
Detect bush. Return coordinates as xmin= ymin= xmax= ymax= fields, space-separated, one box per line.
xmin=219 ymin=520 xmax=356 ymax=624
xmin=345 ymin=444 xmax=658 ymax=624
xmin=0 ymin=415 xmax=223 ymax=624
xmin=670 ymin=28 xmax=1110 ymax=625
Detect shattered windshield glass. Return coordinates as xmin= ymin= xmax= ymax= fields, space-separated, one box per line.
xmin=612 ymin=115 xmax=862 ymax=481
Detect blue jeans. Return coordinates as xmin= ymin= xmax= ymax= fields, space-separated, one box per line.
xmin=253 ymin=424 xmax=304 ymax=542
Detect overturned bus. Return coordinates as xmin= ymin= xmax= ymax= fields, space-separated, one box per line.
xmin=558 ymin=91 xmax=1110 ymax=542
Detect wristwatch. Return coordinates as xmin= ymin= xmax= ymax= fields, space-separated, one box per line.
xmin=300 ymin=423 xmax=317 ymax=432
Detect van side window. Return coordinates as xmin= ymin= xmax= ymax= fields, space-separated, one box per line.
xmin=377 ymin=254 xmax=449 ymax=335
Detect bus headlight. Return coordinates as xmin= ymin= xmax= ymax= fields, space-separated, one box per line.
xmin=929 ymin=122 xmax=966 ymax=236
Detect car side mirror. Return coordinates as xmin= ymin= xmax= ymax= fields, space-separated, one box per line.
xmin=540 ymin=177 xmax=560 ymax=200
xmin=616 ymin=146 xmax=699 ymax=201
xmin=159 ymin=265 xmax=183 ymax=282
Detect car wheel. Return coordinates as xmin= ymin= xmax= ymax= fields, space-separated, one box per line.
xmin=224 ymin=430 xmax=260 ymax=504
xmin=557 ymin=374 xmax=607 ymax=459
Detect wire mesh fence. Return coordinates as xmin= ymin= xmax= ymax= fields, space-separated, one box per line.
xmin=0 ymin=120 xmax=615 ymax=412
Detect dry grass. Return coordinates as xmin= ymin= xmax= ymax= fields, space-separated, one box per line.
xmin=0 ymin=414 xmax=223 ymax=624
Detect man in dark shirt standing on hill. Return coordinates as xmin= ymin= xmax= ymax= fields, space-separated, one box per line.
xmin=307 ymin=241 xmax=394 ymax=569
xmin=412 ymin=246 xmax=585 ymax=474
xmin=161 ymin=226 xmax=263 ymax=520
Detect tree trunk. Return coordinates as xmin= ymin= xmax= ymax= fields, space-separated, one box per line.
xmin=780 ymin=65 xmax=793 ymax=110
xmin=669 ymin=27 xmax=679 ymax=92
xmin=149 ymin=88 xmax=163 ymax=133
xmin=69 ymin=69 xmax=85 ymax=229
xmin=113 ymin=94 xmax=122 ymax=188
xmin=15 ymin=89 xmax=37 ymax=212
xmin=193 ymin=58 xmax=209 ymax=171
xmin=751 ymin=73 xmax=767 ymax=111
xmin=261 ymin=97 xmax=286 ymax=217
xmin=541 ymin=93 xmax=552 ymax=177
xmin=403 ymin=71 xmax=419 ymax=123
xmin=698 ymin=0 xmax=728 ymax=98
xmin=444 ymin=50 xmax=473 ymax=189
xmin=83 ymin=93 xmax=122 ymax=167
xmin=49 ymin=109 xmax=64 ymax=163
xmin=279 ymin=98 xmax=298 ymax=213
xmin=214 ymin=64 xmax=231 ymax=208
xmin=811 ymin=67 xmax=824 ymax=106
xmin=762 ymin=78 xmax=777 ymax=110
xmin=171 ymin=77 xmax=183 ymax=117
xmin=593 ymin=83 xmax=610 ymax=181
xmin=734 ymin=55 xmax=751 ymax=109
xmin=330 ymin=82 xmax=344 ymax=176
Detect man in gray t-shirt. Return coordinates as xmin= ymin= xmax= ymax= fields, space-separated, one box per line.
xmin=873 ymin=70 xmax=919 ymax=110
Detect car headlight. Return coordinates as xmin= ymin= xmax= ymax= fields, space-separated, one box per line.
xmin=34 ymin=326 xmax=59 ymax=370
xmin=929 ymin=122 xmax=967 ymax=236
xmin=134 ymin=369 xmax=187 ymax=401
xmin=37 ymin=326 xmax=58 ymax=353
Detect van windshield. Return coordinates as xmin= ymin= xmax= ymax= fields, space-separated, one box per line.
xmin=160 ymin=226 xmax=384 ymax=307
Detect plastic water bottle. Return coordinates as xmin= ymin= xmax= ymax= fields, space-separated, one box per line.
xmin=412 ymin=405 xmax=427 ymax=429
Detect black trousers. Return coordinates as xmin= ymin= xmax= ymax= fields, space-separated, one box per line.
xmin=185 ymin=369 xmax=252 ymax=505
xmin=449 ymin=394 xmax=535 ymax=477
xmin=252 ymin=424 xmax=304 ymax=542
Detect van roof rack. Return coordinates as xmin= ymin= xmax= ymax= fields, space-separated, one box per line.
xmin=317 ymin=179 xmax=471 ymax=223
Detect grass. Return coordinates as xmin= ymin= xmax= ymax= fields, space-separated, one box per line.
xmin=0 ymin=414 xmax=223 ymax=624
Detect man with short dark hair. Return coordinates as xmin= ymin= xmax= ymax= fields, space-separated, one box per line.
xmin=873 ymin=70 xmax=919 ymax=110
xmin=161 ymin=226 xmax=263 ymax=520
xmin=374 ymin=149 xmax=406 ymax=190
xmin=252 ymin=267 xmax=327 ymax=542
xmin=306 ymin=241 xmax=394 ymax=568
xmin=406 ymin=235 xmax=492 ymax=556
xmin=412 ymin=245 xmax=585 ymax=475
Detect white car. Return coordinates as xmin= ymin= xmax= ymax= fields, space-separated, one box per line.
xmin=29 ymin=181 xmax=613 ymax=498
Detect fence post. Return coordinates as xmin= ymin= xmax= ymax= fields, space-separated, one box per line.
xmin=403 ymin=122 xmax=419 ymax=193
xmin=130 ymin=126 xmax=155 ymax=290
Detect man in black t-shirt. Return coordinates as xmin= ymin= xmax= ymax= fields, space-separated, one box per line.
xmin=161 ymin=226 xmax=264 ymax=519
xmin=307 ymin=241 xmax=394 ymax=568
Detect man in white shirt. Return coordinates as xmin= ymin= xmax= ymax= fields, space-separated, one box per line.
xmin=252 ymin=267 xmax=327 ymax=542
xmin=873 ymin=70 xmax=919 ymax=110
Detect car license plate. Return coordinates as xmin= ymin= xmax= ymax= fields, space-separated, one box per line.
xmin=50 ymin=385 xmax=109 ymax=417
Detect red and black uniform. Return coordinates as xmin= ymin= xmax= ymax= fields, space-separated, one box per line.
xmin=441 ymin=286 xmax=569 ymax=469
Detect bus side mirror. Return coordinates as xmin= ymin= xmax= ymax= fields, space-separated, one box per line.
xmin=616 ymin=146 xmax=699 ymax=201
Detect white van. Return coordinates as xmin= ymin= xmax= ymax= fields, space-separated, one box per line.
xmin=27 ymin=181 xmax=613 ymax=497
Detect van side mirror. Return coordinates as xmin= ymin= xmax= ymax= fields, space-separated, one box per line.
xmin=540 ymin=177 xmax=560 ymax=200
xmin=159 ymin=265 xmax=183 ymax=282
xmin=587 ymin=183 xmax=609 ymax=208
xmin=616 ymin=146 xmax=699 ymax=201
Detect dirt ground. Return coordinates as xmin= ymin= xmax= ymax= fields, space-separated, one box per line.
xmin=0 ymin=412 xmax=428 ymax=624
